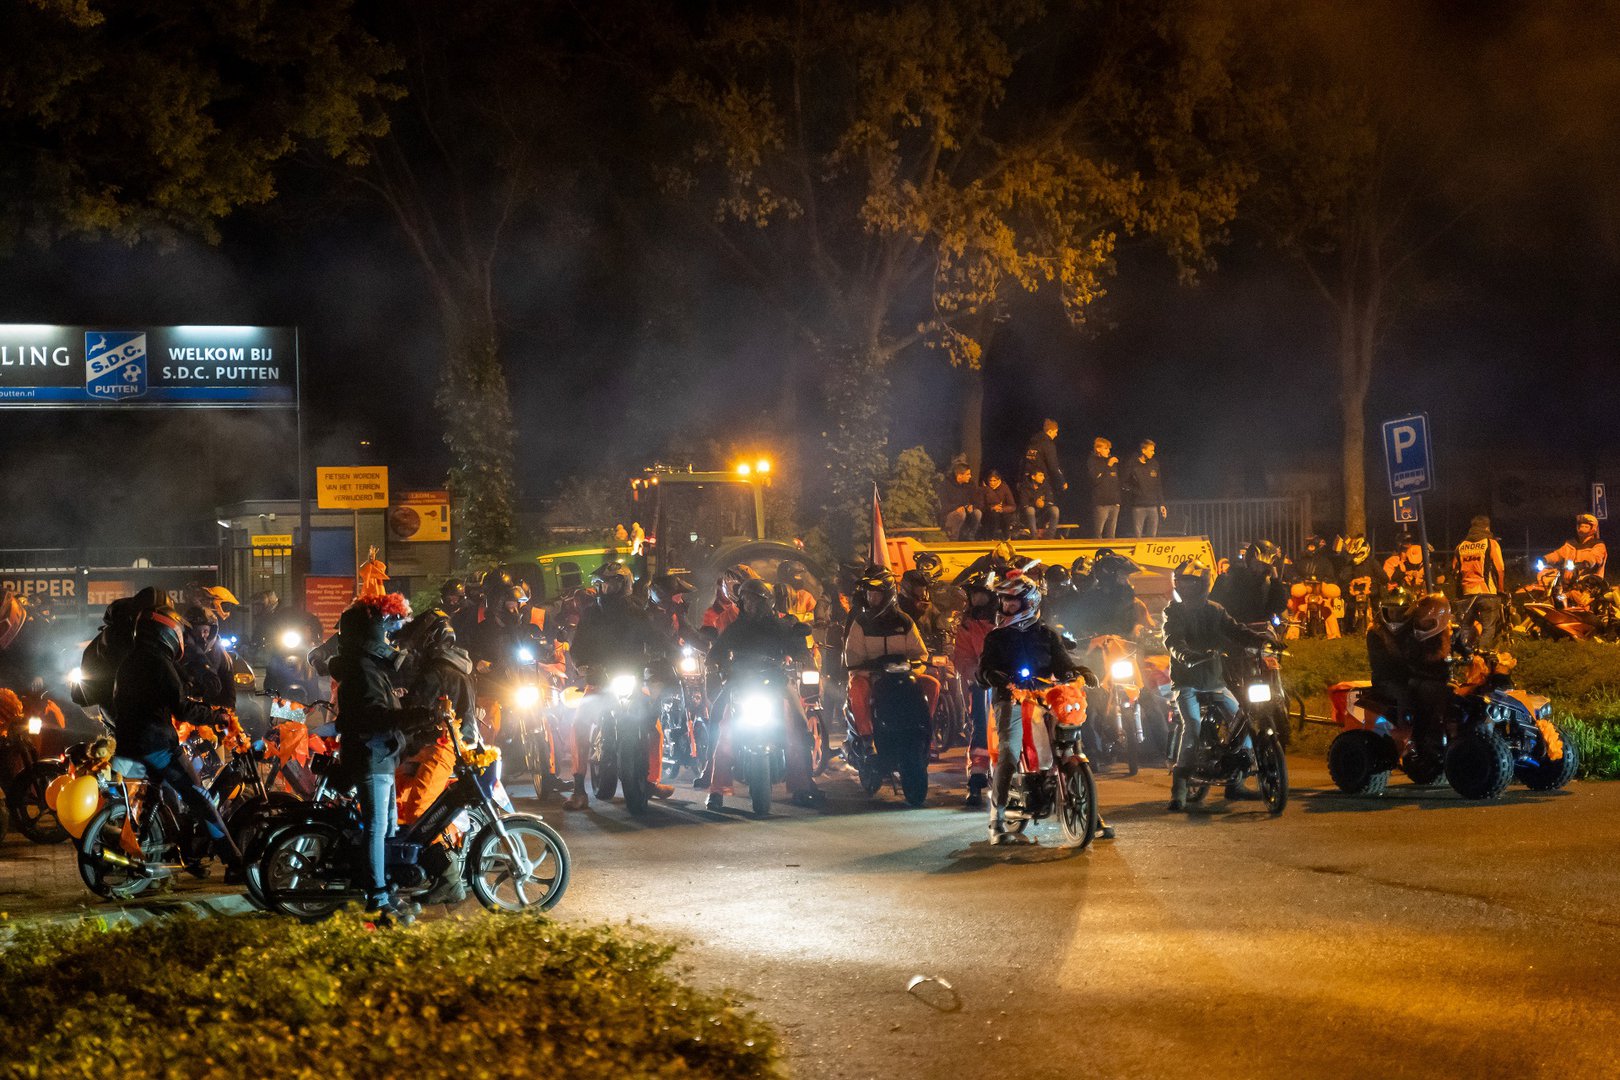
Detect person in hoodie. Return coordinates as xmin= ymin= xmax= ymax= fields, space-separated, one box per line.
xmin=329 ymin=592 xmax=433 ymax=925
xmin=112 ymin=604 xmax=240 ymax=874
xmin=1544 ymin=513 xmax=1608 ymax=582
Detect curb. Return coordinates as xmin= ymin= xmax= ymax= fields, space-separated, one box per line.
xmin=1 ymin=892 xmax=258 ymax=939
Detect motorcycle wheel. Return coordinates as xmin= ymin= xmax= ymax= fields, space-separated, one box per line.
xmin=468 ymin=815 xmax=570 ymax=912
xmin=1056 ymin=759 xmax=1099 ymax=849
xmin=807 ymin=709 xmax=829 ymax=777
xmin=1139 ymin=692 xmax=1171 ymax=760
xmin=77 ymin=802 xmax=163 ymax=901
xmin=1119 ymin=703 xmax=1139 ymax=777
xmin=745 ymin=752 xmax=773 ymax=816
xmin=1445 ymin=730 xmax=1515 ymax=800
xmin=899 ymin=734 xmax=929 ymax=807
xmin=619 ymin=739 xmax=650 ymax=816
xmin=1254 ymin=733 xmax=1288 ymax=815
xmin=1186 ymin=782 xmax=1210 ymax=804
xmin=8 ymin=759 xmax=69 ymax=844
xmin=1516 ymin=722 xmax=1579 ymax=791
xmin=1327 ymin=730 xmax=1392 ymax=796
xmin=261 ymin=823 xmax=349 ymax=923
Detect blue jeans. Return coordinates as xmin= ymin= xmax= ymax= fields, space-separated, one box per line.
xmin=134 ymin=746 xmax=230 ymax=845
xmin=1173 ymin=687 xmax=1240 ymax=771
xmin=358 ymin=770 xmax=397 ymax=906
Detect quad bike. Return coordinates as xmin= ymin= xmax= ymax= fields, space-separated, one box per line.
xmin=1285 ymin=579 xmax=1340 ymax=640
xmin=1325 ymin=648 xmax=1577 ymax=800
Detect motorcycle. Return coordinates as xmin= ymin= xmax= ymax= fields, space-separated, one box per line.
xmin=842 ymin=660 xmax=933 ymax=807
xmin=796 ymin=661 xmax=832 ymax=777
xmin=1083 ymin=635 xmax=1143 ymax=776
xmin=997 ymin=677 xmax=1099 ymax=847
xmin=722 ymin=661 xmax=814 ymax=815
xmin=1224 ymin=640 xmax=1294 ymax=750
xmin=1326 ymin=648 xmax=1577 ymax=800
xmin=503 ymin=643 xmax=562 ymax=793
xmin=586 ymin=671 xmax=657 ymax=815
xmin=1520 ymin=564 xmax=1615 ymax=641
xmin=1285 ymin=579 xmax=1340 ymax=639
xmin=1168 ymin=645 xmax=1289 ymax=815
xmin=258 ymin=702 xmax=569 ymax=919
xmin=926 ymin=654 xmax=968 ymax=759
xmin=6 ymin=710 xmax=118 ymax=844
xmin=661 ymin=646 xmax=713 ymax=781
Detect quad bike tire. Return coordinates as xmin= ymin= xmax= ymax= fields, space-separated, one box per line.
xmin=1516 ymin=722 xmax=1579 ymax=792
xmin=1327 ymin=730 xmax=1394 ymax=796
xmin=1445 ymin=730 xmax=1515 ymax=800
xmin=1401 ymin=753 xmax=1446 ymax=786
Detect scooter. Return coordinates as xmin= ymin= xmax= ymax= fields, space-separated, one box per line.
xmin=1168 ymin=645 xmax=1288 ymax=815
xmin=997 ymin=677 xmax=1099 ymax=847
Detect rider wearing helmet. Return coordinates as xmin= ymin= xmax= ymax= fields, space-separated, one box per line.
xmin=841 ymin=566 xmax=940 ymax=745
xmin=977 ymin=570 xmax=1094 ymax=843
xmin=438 ymin=578 xmax=480 ymax=640
xmin=564 ymin=561 xmax=673 ymax=811
xmin=1337 ymin=535 xmax=1386 ymax=633
xmin=1163 ymin=558 xmax=1270 ymax=812
xmin=1211 ymin=541 xmax=1289 ymax=626
xmin=399 ymin=607 xmax=479 ymax=742
xmin=707 ymin=578 xmax=823 ymax=810
xmin=467 ymin=580 xmax=545 ymax=736
xmin=954 ymin=572 xmax=998 ymax=807
xmin=648 ymin=571 xmax=701 ymax=648
xmin=704 ymin=564 xmax=756 ymax=634
xmin=1072 ymin=550 xmax=1150 ymax=639
xmin=179 ymin=603 xmax=236 ymax=708
xmin=1293 ymin=535 xmax=1335 ymax=583
xmin=898 ymin=567 xmax=952 ymax=655
xmin=1545 ymin=513 xmax=1608 ymax=581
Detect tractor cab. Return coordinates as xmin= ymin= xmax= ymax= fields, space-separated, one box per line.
xmin=634 ymin=464 xmax=768 ymax=576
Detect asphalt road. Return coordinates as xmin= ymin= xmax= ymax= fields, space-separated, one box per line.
xmin=5 ymin=750 xmax=1619 ymax=1079
xmin=549 ymin=752 xmax=1620 ymax=1080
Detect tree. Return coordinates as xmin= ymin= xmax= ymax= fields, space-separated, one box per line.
xmin=0 ymin=0 xmax=396 ymax=249
xmin=885 ymin=446 xmax=941 ymax=529
xmin=658 ymin=0 xmax=1256 ymax=550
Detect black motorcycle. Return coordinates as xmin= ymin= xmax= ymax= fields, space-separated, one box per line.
xmin=661 ymin=646 xmax=712 ymax=781
xmin=843 ymin=659 xmax=932 ymax=807
xmin=722 ymin=663 xmax=800 ymax=816
xmin=1169 ymin=646 xmax=1288 ymax=815
xmin=259 ymin=705 xmax=569 ymax=919
xmin=6 ymin=712 xmax=117 ymax=844
xmin=586 ymin=671 xmax=657 ymax=815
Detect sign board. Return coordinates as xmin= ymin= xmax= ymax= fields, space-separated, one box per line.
xmin=316 ymin=467 xmax=389 ymax=510
xmin=1595 ymin=483 xmax=1609 ymax=522
xmin=1393 ymin=496 xmax=1418 ymax=524
xmin=1381 ymin=413 xmax=1434 ymax=497
xmin=86 ymin=580 xmax=132 ymax=608
xmin=251 ymin=534 xmax=294 ymax=548
xmin=388 ymin=490 xmax=450 ymax=543
xmin=0 ymin=572 xmax=79 ymax=603
xmin=303 ymin=576 xmax=354 ymax=634
xmin=0 ymin=325 xmax=296 ymax=408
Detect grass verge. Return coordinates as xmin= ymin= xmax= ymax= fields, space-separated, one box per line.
xmin=0 ymin=914 xmax=780 ymax=1080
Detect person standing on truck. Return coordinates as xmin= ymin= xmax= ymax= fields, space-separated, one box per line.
xmin=1088 ymin=437 xmax=1121 ymax=539
xmin=1122 ymin=439 xmax=1166 ymax=537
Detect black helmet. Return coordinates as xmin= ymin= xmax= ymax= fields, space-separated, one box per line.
xmin=1042 ymin=564 xmax=1071 ymax=591
xmin=1173 ymin=557 xmax=1212 ymax=600
xmin=1380 ymin=585 xmax=1416 ymax=629
xmin=737 ymin=577 xmax=775 ymax=615
xmin=1091 ymin=551 xmax=1140 ymax=581
xmin=440 ymin=577 xmax=467 ymax=601
xmin=899 ymin=568 xmax=935 ymax=606
xmin=857 ymin=565 xmax=897 ymax=610
xmin=961 ymin=570 xmax=994 ymax=602
xmin=913 ymin=551 xmax=943 ymax=578
xmin=649 ymin=571 xmax=696 ymax=606
xmin=180 ymin=603 xmax=218 ymax=649
xmin=591 ymin=561 xmax=633 ymax=599
xmin=398 ymin=608 xmax=456 ymax=656
xmin=1069 ymin=555 xmax=1093 ymax=578
xmin=137 ymin=605 xmax=188 ymax=660
xmin=1304 ymin=534 xmax=1325 ymax=553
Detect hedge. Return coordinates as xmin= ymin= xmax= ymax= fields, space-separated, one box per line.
xmin=1281 ymin=636 xmax=1620 ymax=778
xmin=0 ymin=915 xmax=780 ymax=1080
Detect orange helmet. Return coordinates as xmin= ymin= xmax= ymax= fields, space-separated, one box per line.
xmin=1410 ymin=594 xmax=1452 ymax=642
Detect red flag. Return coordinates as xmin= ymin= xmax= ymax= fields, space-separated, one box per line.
xmin=870 ymin=482 xmax=890 ymax=569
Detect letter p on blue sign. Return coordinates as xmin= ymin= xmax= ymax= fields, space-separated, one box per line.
xmin=1382 ymin=413 xmax=1433 ymax=497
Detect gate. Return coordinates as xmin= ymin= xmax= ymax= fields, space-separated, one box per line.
xmin=1163 ymin=496 xmax=1313 ymax=564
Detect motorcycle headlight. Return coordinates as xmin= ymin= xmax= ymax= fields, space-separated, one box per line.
xmin=515 ymin=684 xmax=542 ymax=709
xmin=679 ymin=652 xmax=701 ymax=676
xmin=1246 ymin=683 xmax=1273 ymax=704
xmin=26 ymin=716 xmax=42 ymax=735
xmin=280 ymin=629 xmax=305 ymax=651
xmin=609 ymin=673 xmax=638 ymax=700
xmin=738 ymin=693 xmax=775 ymax=729
xmin=800 ymin=669 xmax=820 ymax=686
xmin=1018 ymin=667 xmax=1032 ymax=680
xmin=1109 ymin=659 xmax=1134 ymax=682
xmin=68 ymin=667 xmax=83 ymax=685
xmin=516 ymin=646 xmax=536 ymax=664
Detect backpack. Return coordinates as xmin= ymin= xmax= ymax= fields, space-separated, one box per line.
xmin=71 ymin=586 xmax=161 ymax=709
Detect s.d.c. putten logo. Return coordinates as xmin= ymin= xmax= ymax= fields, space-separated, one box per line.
xmin=85 ymin=331 xmax=148 ymax=400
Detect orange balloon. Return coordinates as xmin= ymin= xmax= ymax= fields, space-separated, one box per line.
xmin=58 ymin=775 xmax=102 ymax=839
xmin=45 ymin=773 xmax=70 ymax=811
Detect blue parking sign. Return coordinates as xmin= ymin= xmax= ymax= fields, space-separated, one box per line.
xmin=1382 ymin=413 xmax=1433 ymax=496
xmin=1595 ymin=483 xmax=1608 ymax=522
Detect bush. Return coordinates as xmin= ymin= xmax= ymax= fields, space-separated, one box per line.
xmin=0 ymin=915 xmax=780 ymax=1080
xmin=1281 ymin=636 xmax=1620 ymax=778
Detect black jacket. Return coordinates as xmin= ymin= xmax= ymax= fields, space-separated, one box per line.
xmin=1017 ymin=475 xmax=1057 ymax=512
xmin=179 ymin=641 xmax=237 ymax=708
xmin=713 ymin=612 xmax=811 ymax=678
xmin=1087 ymin=453 xmax=1121 ymax=506
xmin=1163 ymin=598 xmax=1268 ymax=690
xmin=978 ymin=622 xmax=1089 ymax=697
xmin=569 ymin=596 xmax=666 ymax=681
xmin=405 ymin=647 xmax=479 ymax=744
xmin=1027 ymin=433 xmax=1066 ymax=490
xmin=330 ymin=649 xmax=428 ymax=776
xmin=112 ymin=642 xmax=210 ymax=758
xmin=1211 ymin=566 xmax=1287 ymax=625
xmin=1122 ymin=456 xmax=1163 ymax=508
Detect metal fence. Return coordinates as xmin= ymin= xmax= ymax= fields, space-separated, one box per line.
xmin=1163 ymin=496 xmax=1312 ymax=563
xmin=0 ymin=547 xmax=218 ymax=572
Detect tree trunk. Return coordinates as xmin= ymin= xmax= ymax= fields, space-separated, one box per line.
xmin=437 ymin=294 xmax=517 ymax=569
xmin=959 ymin=364 xmax=984 ymax=474
xmin=1337 ymin=299 xmax=1376 ymax=538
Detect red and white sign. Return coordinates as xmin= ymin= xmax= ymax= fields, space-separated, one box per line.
xmin=304 ymin=576 xmax=354 ymax=634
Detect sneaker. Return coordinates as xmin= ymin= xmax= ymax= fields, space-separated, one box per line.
xmin=692 ymin=772 xmax=711 ymax=790
xmin=790 ymin=789 xmax=824 ymax=809
xmin=651 ymin=783 xmax=676 ymax=800
xmin=988 ymin=816 xmax=1009 ymax=845
xmin=372 ymin=898 xmax=419 ymax=928
xmin=1098 ymin=819 xmax=1116 ymax=840
xmin=563 ymin=791 xmax=590 ymax=812
xmin=963 ymin=790 xmax=985 ymax=809
xmin=705 ymin=792 xmax=724 ymax=811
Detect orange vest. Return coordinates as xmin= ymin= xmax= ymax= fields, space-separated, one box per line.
xmin=1454 ymin=538 xmax=1500 ymax=594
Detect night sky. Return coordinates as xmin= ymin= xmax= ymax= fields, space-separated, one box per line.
xmin=0 ymin=0 xmax=1615 ymax=554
